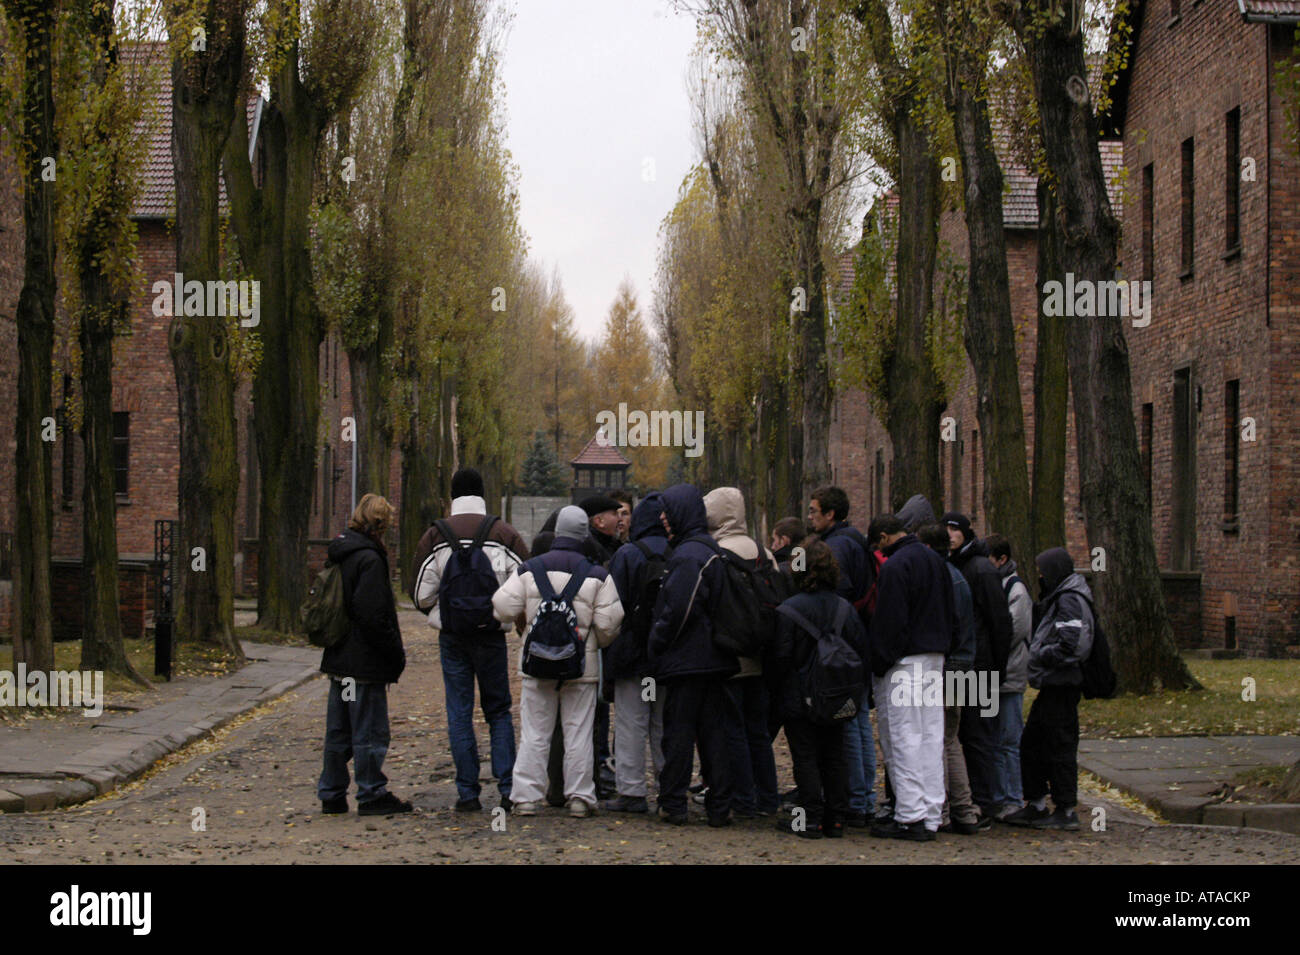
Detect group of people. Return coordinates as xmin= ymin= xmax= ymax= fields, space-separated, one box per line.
xmin=315 ymin=467 xmax=1097 ymax=840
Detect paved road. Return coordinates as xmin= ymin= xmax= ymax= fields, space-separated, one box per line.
xmin=4 ymin=610 xmax=1299 ymax=864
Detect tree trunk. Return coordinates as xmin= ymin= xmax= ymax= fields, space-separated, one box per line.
xmin=795 ymin=208 xmax=831 ymax=499
xmin=885 ymin=109 xmax=944 ymax=510
xmin=168 ymin=27 xmax=244 ymax=659
xmin=1016 ymin=3 xmax=1198 ymax=692
xmin=940 ymin=19 xmax=1035 ymax=584
xmin=1031 ymin=180 xmax=1067 ymax=573
xmin=347 ymin=343 xmax=392 ymax=499
xmin=75 ymin=0 xmax=150 ymax=684
xmin=7 ymin=0 xmax=57 ymax=673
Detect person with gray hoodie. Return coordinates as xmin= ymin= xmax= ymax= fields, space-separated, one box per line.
xmin=1004 ymin=547 xmax=1092 ymax=831
xmin=985 ymin=533 xmax=1030 ymax=820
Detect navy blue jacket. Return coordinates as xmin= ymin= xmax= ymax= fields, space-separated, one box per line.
xmin=866 ymin=534 xmax=957 ymax=677
xmin=605 ymin=493 xmax=671 ymax=679
xmin=771 ymin=589 xmax=868 ymax=722
xmin=950 ymin=537 xmax=1015 ymax=678
xmin=945 ymin=563 xmax=976 ymax=672
xmin=821 ymin=521 xmax=870 ymax=603
xmin=321 ymin=530 xmax=406 ymax=684
xmin=646 ymin=484 xmax=739 ymax=682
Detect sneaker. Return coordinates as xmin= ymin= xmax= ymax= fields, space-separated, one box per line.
xmin=995 ymin=802 xmax=1024 ymax=822
xmin=692 ymin=786 xmax=709 ymax=805
xmin=951 ymin=816 xmax=991 ymax=835
xmin=500 ymin=795 xmax=513 ymax=813
xmin=601 ymin=795 xmax=650 ymax=813
xmin=870 ymin=818 xmax=935 ymax=841
xmin=1003 ymin=804 xmax=1052 ymax=827
xmin=658 ymin=807 xmax=688 ymax=826
xmin=454 ymin=797 xmax=482 ymax=813
xmin=320 ymin=797 xmax=348 ymax=815
xmin=357 ymin=792 xmax=413 ymax=817
xmin=511 ymin=801 xmax=538 ymax=817
xmin=822 ymin=822 xmax=844 ymax=839
xmin=567 ymin=798 xmax=591 ymax=818
xmin=1031 ymin=808 xmax=1080 ymax=831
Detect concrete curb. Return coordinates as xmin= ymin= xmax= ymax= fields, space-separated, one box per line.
xmin=0 ymin=642 xmax=322 ymax=813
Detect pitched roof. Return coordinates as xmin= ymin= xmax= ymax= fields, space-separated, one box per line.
xmin=1238 ymin=0 xmax=1300 ymax=20
xmin=570 ymin=430 xmax=631 ymax=467
xmin=125 ymin=41 xmax=261 ymax=221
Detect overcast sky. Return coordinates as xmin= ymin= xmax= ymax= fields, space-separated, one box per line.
xmin=500 ymin=0 xmax=701 ymax=341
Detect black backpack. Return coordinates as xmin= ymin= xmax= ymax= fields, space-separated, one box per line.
xmin=434 ymin=516 xmax=501 ymax=636
xmin=605 ymin=539 xmax=673 ymax=679
xmin=775 ymin=600 xmax=865 ymax=724
xmin=697 ymin=536 xmax=772 ymax=658
xmin=521 ymin=557 xmax=591 ymax=684
xmin=1044 ymin=589 xmax=1117 ymax=699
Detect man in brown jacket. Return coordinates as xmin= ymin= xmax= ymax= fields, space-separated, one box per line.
xmin=411 ymin=467 xmax=529 ymax=813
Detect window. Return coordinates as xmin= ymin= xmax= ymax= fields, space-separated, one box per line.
xmin=1181 ymin=137 xmax=1195 ymax=276
xmin=1171 ymin=367 xmax=1197 ymax=569
xmin=1141 ymin=402 xmax=1154 ymax=509
xmin=1142 ymin=163 xmax=1155 ymax=284
xmin=1224 ymin=379 xmax=1240 ymax=526
xmin=1225 ymin=108 xmax=1241 ymax=252
xmin=113 ymin=411 xmax=130 ymax=499
xmin=578 ymin=468 xmax=591 ymax=488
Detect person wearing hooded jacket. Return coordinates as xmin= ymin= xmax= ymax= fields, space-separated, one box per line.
xmin=317 ymin=494 xmax=411 ymax=817
xmin=492 ymin=506 xmax=624 ymax=817
xmin=647 ymin=483 xmax=739 ymax=825
xmin=941 ymin=512 xmax=1014 ymax=818
xmin=704 ymin=487 xmax=781 ymax=818
xmin=1005 ymin=547 xmax=1093 ymax=831
xmin=601 ymin=493 xmax=672 ymax=813
xmin=986 ymin=533 xmax=1030 ymax=819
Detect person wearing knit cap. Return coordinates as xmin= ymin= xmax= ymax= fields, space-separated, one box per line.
xmin=492 ymin=505 xmax=623 ymax=818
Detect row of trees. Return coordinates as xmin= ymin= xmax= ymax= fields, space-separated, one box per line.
xmin=2 ymin=0 xmax=667 ymax=682
xmin=655 ymin=0 xmax=1194 ymax=693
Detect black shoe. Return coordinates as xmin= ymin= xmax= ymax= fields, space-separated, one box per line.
xmin=871 ymin=818 xmax=935 ymax=841
xmin=500 ymin=795 xmax=513 ymax=813
xmin=774 ymin=817 xmax=822 ymax=838
xmin=321 ymin=797 xmax=348 ymax=815
xmin=822 ymin=822 xmax=844 ymax=839
xmin=732 ymin=807 xmax=759 ymax=820
xmin=658 ymin=807 xmax=688 ymax=826
xmin=779 ymin=787 xmax=800 ymax=810
xmin=601 ymin=795 xmax=650 ymax=813
xmin=951 ymin=816 xmax=991 ymax=835
xmin=358 ymin=792 xmax=413 ymax=817
xmin=454 ymin=797 xmax=482 ymax=812
xmin=1031 ymin=808 xmax=1080 ymax=831
xmin=707 ymin=813 xmax=732 ymax=828
xmin=1004 ymin=804 xmax=1052 ymax=827
xmin=843 ymin=812 xmax=869 ymax=829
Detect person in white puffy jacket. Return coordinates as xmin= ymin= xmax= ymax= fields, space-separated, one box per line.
xmin=492 ymin=506 xmax=624 ymax=817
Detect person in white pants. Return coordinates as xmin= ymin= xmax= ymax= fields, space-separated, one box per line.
xmin=492 ymin=506 xmax=623 ymax=817
xmin=613 ymin=679 xmax=665 ymax=799
xmin=875 ymin=654 xmax=945 ymax=832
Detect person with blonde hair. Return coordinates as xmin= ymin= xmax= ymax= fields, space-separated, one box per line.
xmin=318 ymin=493 xmax=411 ymax=817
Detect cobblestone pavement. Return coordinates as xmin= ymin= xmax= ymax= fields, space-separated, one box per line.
xmin=3 ymin=610 xmax=1298 ymax=864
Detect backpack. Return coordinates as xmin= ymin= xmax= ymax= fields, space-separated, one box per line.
xmin=775 ymin=600 xmax=865 ymax=725
xmin=1045 ymin=589 xmax=1117 ymax=699
xmin=605 ymin=539 xmax=673 ymax=679
xmin=520 ymin=557 xmax=591 ymax=684
xmin=434 ymin=515 xmax=501 ymax=636
xmin=697 ymin=536 xmax=774 ymax=658
xmin=302 ymin=559 xmax=351 ymax=648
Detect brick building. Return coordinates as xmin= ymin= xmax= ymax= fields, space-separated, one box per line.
xmin=829 ymin=1 xmax=1300 ymax=654
xmin=0 ymin=48 xmax=393 ymax=638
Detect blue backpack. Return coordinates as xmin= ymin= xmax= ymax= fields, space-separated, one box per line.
xmin=435 ymin=516 xmax=501 ymax=636
xmin=521 ymin=557 xmax=592 ymax=684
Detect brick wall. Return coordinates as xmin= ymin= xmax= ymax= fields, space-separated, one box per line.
xmin=50 ymin=558 xmax=155 ymax=642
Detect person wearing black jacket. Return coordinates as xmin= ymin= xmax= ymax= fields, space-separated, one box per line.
xmin=317 ymin=494 xmax=411 ymax=817
xmin=771 ymin=537 xmax=868 ymax=839
xmin=867 ymin=526 xmax=957 ymax=841
xmin=942 ymin=512 xmax=1015 ymax=818
xmin=647 ymin=483 xmax=739 ymax=825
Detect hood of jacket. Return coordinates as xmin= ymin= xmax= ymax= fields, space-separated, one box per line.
xmin=704 ymin=487 xmax=746 ymax=539
xmin=1037 ymin=547 xmax=1075 ymax=598
xmin=661 ymin=483 xmax=708 ymax=540
xmin=952 ymin=536 xmax=990 ymax=563
xmin=998 ymin=558 xmax=1021 ymax=581
xmin=328 ymin=528 xmax=383 ymax=564
xmin=630 ymin=492 xmax=668 ymax=542
xmin=896 ymin=494 xmax=936 ymax=532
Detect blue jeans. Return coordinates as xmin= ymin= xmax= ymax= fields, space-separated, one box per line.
xmin=439 ymin=631 xmax=516 ymax=802
xmin=318 ymin=678 xmax=391 ymax=804
xmin=843 ymin=706 xmax=877 ymax=815
xmin=992 ymin=692 xmax=1025 ymax=806
xmin=724 ymin=678 xmax=779 ymax=814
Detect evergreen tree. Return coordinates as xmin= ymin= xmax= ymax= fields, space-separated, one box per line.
xmin=521 ymin=430 xmax=566 ymax=495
